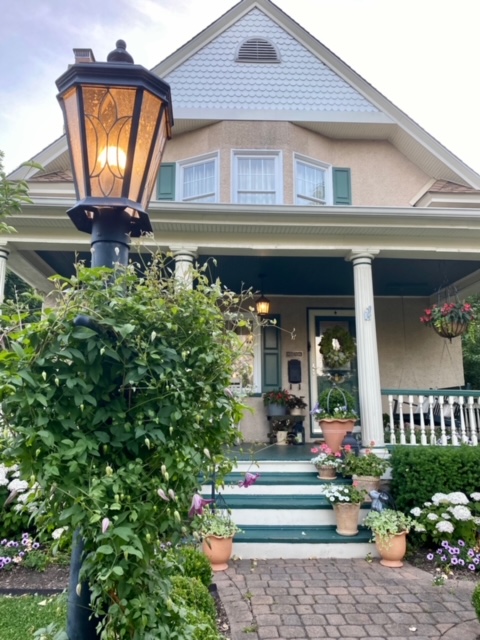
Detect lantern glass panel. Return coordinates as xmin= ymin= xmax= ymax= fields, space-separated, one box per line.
xmin=128 ymin=91 xmax=162 ymax=205
xmin=62 ymin=86 xmax=86 ymax=200
xmin=82 ymin=86 xmax=135 ymax=199
xmin=141 ymin=110 xmax=168 ymax=210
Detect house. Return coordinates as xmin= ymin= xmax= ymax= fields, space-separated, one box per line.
xmin=5 ymin=0 xmax=480 ymax=450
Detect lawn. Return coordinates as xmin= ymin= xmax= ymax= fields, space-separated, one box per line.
xmin=0 ymin=593 xmax=67 ymax=639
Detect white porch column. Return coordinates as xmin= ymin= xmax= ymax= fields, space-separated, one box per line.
xmin=170 ymin=246 xmax=198 ymax=289
xmin=0 ymin=245 xmax=9 ymax=304
xmin=348 ymin=250 xmax=384 ymax=448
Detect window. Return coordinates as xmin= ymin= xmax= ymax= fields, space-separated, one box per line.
xmin=178 ymin=153 xmax=218 ymax=203
xmin=229 ymin=316 xmax=261 ymax=395
xmin=233 ymin=151 xmax=282 ymax=204
xmin=295 ymin=155 xmax=331 ymax=205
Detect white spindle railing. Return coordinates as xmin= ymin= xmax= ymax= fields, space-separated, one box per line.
xmin=382 ymin=389 xmax=480 ymax=446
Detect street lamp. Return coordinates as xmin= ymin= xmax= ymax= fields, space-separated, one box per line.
xmin=56 ymin=39 xmax=173 ymax=268
xmin=56 ymin=40 xmax=173 ymax=640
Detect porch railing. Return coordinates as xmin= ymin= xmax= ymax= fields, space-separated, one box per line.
xmin=381 ymin=389 xmax=480 ymax=446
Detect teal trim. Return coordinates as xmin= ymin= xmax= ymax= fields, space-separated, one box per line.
xmin=202 ymin=494 xmax=358 ymax=509
xmin=333 ymin=167 xmax=352 ymax=205
xmin=381 ymin=388 xmax=480 ymax=397
xmin=234 ymin=524 xmax=372 ymax=543
xmin=262 ymin=314 xmax=281 ymax=392
xmin=157 ymin=162 xmax=176 ymax=200
xmin=220 ymin=472 xmax=352 ymax=485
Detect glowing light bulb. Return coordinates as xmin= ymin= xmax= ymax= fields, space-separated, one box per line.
xmin=97 ymin=146 xmax=127 ymax=171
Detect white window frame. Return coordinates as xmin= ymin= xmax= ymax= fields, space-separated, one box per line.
xmin=232 ymin=150 xmax=283 ymax=205
xmin=176 ymin=152 xmax=219 ymax=203
xmin=294 ymin=154 xmax=332 ymax=206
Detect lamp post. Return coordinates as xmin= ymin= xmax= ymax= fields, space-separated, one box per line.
xmin=56 ymin=40 xmax=173 ymax=639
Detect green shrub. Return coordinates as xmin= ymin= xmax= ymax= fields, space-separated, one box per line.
xmin=390 ymin=445 xmax=480 ymax=512
xmin=171 ymin=575 xmax=216 ymax=621
xmin=169 ymin=545 xmax=212 ymax=588
xmin=186 ymin=608 xmax=222 ymax=640
xmin=472 ymin=583 xmax=480 ymax=622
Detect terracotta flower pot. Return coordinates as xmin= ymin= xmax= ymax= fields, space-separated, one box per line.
xmin=375 ymin=531 xmax=407 ymax=567
xmin=352 ymin=475 xmax=380 ymax=502
xmin=317 ymin=465 xmax=337 ymax=480
xmin=202 ymin=535 xmax=233 ymax=571
xmin=319 ymin=419 xmax=356 ymax=453
xmin=333 ymin=502 xmax=360 ymax=536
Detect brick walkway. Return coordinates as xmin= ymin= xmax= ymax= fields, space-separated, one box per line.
xmin=214 ymin=558 xmax=478 ymax=640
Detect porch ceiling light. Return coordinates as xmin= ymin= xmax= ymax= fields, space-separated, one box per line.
xmin=56 ymin=39 xmax=173 ymax=238
xmin=255 ymin=293 xmax=271 ymax=316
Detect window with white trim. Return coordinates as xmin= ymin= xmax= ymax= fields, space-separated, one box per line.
xmin=295 ymin=155 xmax=331 ymax=206
xmin=233 ymin=151 xmax=282 ymax=204
xmin=229 ymin=316 xmax=261 ymax=396
xmin=178 ymin=153 xmax=218 ymax=203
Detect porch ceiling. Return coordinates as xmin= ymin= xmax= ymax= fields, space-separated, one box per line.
xmin=34 ymin=252 xmax=479 ymax=298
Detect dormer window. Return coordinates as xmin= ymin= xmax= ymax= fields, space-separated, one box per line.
xmin=236 ymin=38 xmax=280 ymax=63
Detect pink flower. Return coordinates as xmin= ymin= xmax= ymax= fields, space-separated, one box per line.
xmin=310 ymin=447 xmax=319 ymax=454
xmin=157 ymin=488 xmax=170 ymax=502
xmin=101 ymin=518 xmax=111 ymax=534
xmin=189 ymin=493 xmax=214 ymax=518
xmin=238 ymin=472 xmax=260 ymax=488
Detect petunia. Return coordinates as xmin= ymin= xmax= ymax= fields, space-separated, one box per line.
xmin=238 ymin=472 xmax=261 ymax=488
xmin=188 ymin=493 xmax=214 ymax=518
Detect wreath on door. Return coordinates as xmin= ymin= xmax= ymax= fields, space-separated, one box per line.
xmin=320 ymin=326 xmax=356 ymax=369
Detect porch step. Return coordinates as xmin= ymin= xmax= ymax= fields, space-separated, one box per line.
xmin=204 ymin=472 xmax=351 ymax=495
xmin=233 ymin=525 xmax=375 ymax=559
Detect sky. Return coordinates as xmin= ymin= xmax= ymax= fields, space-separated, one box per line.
xmin=1 ymin=0 xmax=480 ymax=175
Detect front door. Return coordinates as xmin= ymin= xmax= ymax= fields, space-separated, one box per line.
xmin=307 ymin=309 xmax=357 ymax=435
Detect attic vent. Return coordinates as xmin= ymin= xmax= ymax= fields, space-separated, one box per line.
xmin=236 ymin=38 xmax=279 ymax=63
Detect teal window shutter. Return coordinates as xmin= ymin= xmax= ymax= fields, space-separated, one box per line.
xmin=262 ymin=315 xmax=281 ymax=392
xmin=157 ymin=163 xmax=176 ymax=200
xmin=333 ymin=167 xmax=352 ymax=205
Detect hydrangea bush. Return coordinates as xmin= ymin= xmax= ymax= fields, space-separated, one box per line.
xmin=410 ymin=491 xmax=480 ymax=547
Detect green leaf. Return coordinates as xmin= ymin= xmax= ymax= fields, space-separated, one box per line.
xmin=112 ymin=566 xmax=124 ymax=576
xmin=112 ymin=526 xmax=133 ymax=541
xmin=97 ymin=545 xmax=114 ymax=555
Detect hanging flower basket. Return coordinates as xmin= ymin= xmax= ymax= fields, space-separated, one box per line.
xmin=319 ymin=327 xmax=356 ymax=369
xmin=420 ymin=301 xmax=474 ymax=342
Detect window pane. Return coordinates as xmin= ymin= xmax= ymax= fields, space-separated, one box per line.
xmin=296 ymin=160 xmax=325 ymax=205
xmin=182 ymin=159 xmax=215 ymax=202
xmin=236 ymin=156 xmax=277 ymax=204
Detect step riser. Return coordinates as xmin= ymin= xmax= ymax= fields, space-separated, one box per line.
xmin=204 ymin=484 xmax=338 ymax=496
xmin=233 ymin=542 xmax=378 ymax=559
xmin=234 ymin=461 xmax=317 ymax=473
xmin=231 ymin=507 xmax=370 ymax=527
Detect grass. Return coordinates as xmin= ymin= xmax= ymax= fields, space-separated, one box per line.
xmin=0 ymin=593 xmax=67 ymax=639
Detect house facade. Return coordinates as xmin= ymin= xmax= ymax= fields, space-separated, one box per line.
xmin=5 ymin=0 xmax=480 ymax=449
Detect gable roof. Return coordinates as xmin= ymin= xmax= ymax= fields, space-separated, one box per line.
xmin=11 ymin=0 xmax=480 ymax=190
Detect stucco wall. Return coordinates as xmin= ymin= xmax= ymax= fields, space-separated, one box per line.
xmin=162 ymin=121 xmax=430 ymax=206
xmin=236 ymin=295 xmax=464 ymax=442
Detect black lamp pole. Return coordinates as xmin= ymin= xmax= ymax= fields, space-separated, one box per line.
xmin=56 ymin=40 xmax=173 ymax=639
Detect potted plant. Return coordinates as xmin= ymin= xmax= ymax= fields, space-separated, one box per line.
xmin=263 ymin=388 xmax=292 ymax=416
xmin=310 ymin=444 xmax=342 ymax=480
xmin=287 ymin=394 xmax=308 ymax=416
xmin=310 ymin=387 xmax=358 ymax=453
xmin=420 ymin=300 xmax=474 ymax=341
xmin=341 ymin=441 xmax=389 ymax=500
xmin=363 ymin=509 xmax=416 ymax=567
xmin=193 ymin=505 xmax=241 ymax=571
xmin=319 ymin=483 xmax=367 ymax=536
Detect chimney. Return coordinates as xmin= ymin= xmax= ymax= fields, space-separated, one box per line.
xmin=73 ymin=48 xmax=96 ymax=63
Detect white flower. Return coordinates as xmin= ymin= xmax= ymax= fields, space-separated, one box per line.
xmin=447 ymin=492 xmax=469 ymax=505
xmin=441 ymin=513 xmax=451 ymax=520
xmin=424 ymin=501 xmax=432 ymax=507
xmin=427 ymin=513 xmax=439 ymax=521
xmin=410 ymin=507 xmax=422 ymax=517
xmin=470 ymin=492 xmax=480 ymax=501
xmin=448 ymin=505 xmax=472 ymax=521
xmin=7 ymin=479 xmax=28 ymax=493
xmin=431 ymin=493 xmax=449 ymax=505
xmin=474 ymin=517 xmax=480 ymax=525
xmin=435 ymin=520 xmax=454 ymax=533
xmin=414 ymin=524 xmax=426 ymax=532
xmin=52 ymin=527 xmax=66 ymax=540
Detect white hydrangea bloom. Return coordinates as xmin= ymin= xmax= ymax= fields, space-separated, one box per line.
xmin=410 ymin=507 xmax=422 ymax=517
xmin=441 ymin=513 xmax=451 ymax=520
xmin=447 ymin=492 xmax=469 ymax=505
xmin=436 ymin=520 xmax=454 ymax=533
xmin=414 ymin=524 xmax=426 ymax=532
xmin=474 ymin=517 xmax=480 ymax=525
xmin=432 ymin=493 xmax=449 ymax=505
xmin=7 ymin=479 xmax=28 ymax=493
xmin=449 ymin=505 xmax=472 ymax=521
xmin=424 ymin=502 xmax=432 ymax=507
xmin=470 ymin=492 xmax=480 ymax=501
xmin=427 ymin=513 xmax=439 ymax=521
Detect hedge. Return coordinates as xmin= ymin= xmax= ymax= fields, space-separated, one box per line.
xmin=389 ymin=445 xmax=480 ymax=512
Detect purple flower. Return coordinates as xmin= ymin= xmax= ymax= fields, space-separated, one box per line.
xmin=19 ymin=552 xmax=25 ymax=558
xmin=436 ymin=549 xmax=443 ymax=555
xmin=238 ymin=472 xmax=261 ymax=488
xmin=32 ymin=542 xmax=40 ymax=550
xmin=458 ymin=539 xmax=465 ymax=547
xmin=451 ymin=547 xmax=460 ymax=555
xmin=468 ymin=564 xmax=476 ymax=571
xmin=441 ymin=541 xmax=449 ymax=548
xmin=473 ymin=558 xmax=480 ymax=565
xmin=188 ymin=493 xmax=214 ymax=518
xmin=451 ymin=557 xmax=458 ymax=565
xmin=441 ymin=555 xmax=447 ymax=562
xmin=157 ymin=488 xmax=170 ymax=502
xmin=457 ymin=558 xmax=465 ymax=566
xmin=426 ymin=553 xmax=434 ymax=561
xmin=468 ymin=549 xmax=475 ymax=558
